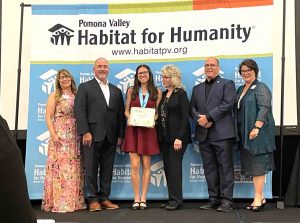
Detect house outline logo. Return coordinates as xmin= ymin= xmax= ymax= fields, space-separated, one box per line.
xmin=39 ymin=69 xmax=57 ymax=94
xmin=150 ymin=161 xmax=167 ymax=187
xmin=48 ymin=24 xmax=74 ymax=45
xmin=36 ymin=131 xmax=50 ymax=156
xmin=115 ymin=68 xmax=135 ymax=94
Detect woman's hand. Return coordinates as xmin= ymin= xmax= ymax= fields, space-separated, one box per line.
xmin=174 ymin=139 xmax=182 ymax=151
xmin=249 ymin=128 xmax=259 ymax=140
xmin=51 ymin=133 xmax=62 ymax=146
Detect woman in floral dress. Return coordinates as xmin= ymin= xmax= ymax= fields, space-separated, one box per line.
xmin=41 ymin=69 xmax=86 ymax=213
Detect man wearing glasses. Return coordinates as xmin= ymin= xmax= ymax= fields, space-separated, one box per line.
xmin=190 ymin=57 xmax=237 ymax=212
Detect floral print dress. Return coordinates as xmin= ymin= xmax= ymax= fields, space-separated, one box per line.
xmin=41 ymin=91 xmax=86 ymax=213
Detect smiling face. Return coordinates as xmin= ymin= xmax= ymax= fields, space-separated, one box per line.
xmin=137 ymin=66 xmax=150 ymax=84
xmin=58 ymin=71 xmax=72 ymax=90
xmin=161 ymin=72 xmax=172 ymax=89
xmin=240 ymin=65 xmax=256 ymax=84
xmin=93 ymin=58 xmax=109 ymax=83
xmin=204 ymin=57 xmax=220 ymax=80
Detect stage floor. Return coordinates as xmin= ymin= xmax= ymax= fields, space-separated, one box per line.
xmin=33 ymin=201 xmax=300 ymax=223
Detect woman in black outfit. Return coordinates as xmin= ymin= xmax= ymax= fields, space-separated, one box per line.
xmin=157 ymin=64 xmax=191 ymax=210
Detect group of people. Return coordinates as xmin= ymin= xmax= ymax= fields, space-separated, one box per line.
xmin=41 ymin=57 xmax=276 ymax=213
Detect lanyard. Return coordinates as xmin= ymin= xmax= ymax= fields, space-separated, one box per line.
xmin=139 ymin=88 xmax=149 ymax=108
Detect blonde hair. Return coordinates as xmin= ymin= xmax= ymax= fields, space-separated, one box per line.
xmin=54 ymin=69 xmax=77 ymax=101
xmin=161 ymin=64 xmax=184 ymax=89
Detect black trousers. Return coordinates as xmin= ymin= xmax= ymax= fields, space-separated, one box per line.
xmin=199 ymin=138 xmax=234 ymax=203
xmin=0 ymin=115 xmax=36 ymax=223
xmin=160 ymin=141 xmax=187 ymax=206
xmin=81 ymin=136 xmax=116 ymax=202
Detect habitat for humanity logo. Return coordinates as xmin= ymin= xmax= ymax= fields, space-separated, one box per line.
xmin=115 ymin=68 xmax=135 ymax=94
xmin=49 ymin=24 xmax=74 ymax=45
xmin=36 ymin=131 xmax=50 ymax=156
xmin=40 ymin=69 xmax=57 ymax=94
xmin=150 ymin=161 xmax=166 ymax=187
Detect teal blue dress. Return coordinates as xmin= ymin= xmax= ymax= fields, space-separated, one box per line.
xmin=236 ymin=79 xmax=276 ymax=176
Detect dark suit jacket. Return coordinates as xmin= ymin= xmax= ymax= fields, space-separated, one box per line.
xmin=157 ymin=88 xmax=191 ymax=143
xmin=74 ymin=78 xmax=126 ymax=144
xmin=0 ymin=115 xmax=36 ymax=223
xmin=190 ymin=76 xmax=237 ymax=142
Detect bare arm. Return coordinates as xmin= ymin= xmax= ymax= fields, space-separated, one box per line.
xmin=125 ymin=87 xmax=133 ymax=120
xmin=45 ymin=93 xmax=61 ymax=145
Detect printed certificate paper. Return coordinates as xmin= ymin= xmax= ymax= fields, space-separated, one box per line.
xmin=129 ymin=107 xmax=155 ymax=127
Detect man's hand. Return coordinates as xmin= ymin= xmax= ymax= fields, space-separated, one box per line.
xmin=203 ymin=122 xmax=213 ymax=128
xmin=198 ymin=115 xmax=209 ymax=127
xmin=83 ymin=133 xmax=92 ymax=147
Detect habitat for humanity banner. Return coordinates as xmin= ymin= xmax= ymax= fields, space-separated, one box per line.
xmin=25 ymin=0 xmax=273 ymax=199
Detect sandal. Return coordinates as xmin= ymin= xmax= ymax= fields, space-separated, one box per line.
xmin=132 ymin=201 xmax=140 ymax=210
xmin=246 ymin=204 xmax=253 ymax=210
xmin=139 ymin=201 xmax=147 ymax=210
xmin=246 ymin=199 xmax=266 ymax=210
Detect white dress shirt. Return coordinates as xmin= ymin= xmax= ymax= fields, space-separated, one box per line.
xmin=95 ymin=76 xmax=110 ymax=106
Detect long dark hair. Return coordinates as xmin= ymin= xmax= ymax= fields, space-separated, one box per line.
xmin=131 ymin=64 xmax=158 ymax=100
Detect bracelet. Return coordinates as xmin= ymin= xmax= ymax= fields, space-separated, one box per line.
xmin=253 ymin=126 xmax=261 ymax=130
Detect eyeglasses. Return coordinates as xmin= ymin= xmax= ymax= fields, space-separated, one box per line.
xmin=241 ymin=69 xmax=253 ymax=74
xmin=161 ymin=75 xmax=171 ymax=79
xmin=59 ymin=75 xmax=71 ymax=80
xmin=204 ymin=64 xmax=218 ymax=68
xmin=138 ymin=71 xmax=149 ymax=76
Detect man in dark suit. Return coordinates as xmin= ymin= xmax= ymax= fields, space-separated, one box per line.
xmin=190 ymin=57 xmax=237 ymax=212
xmin=74 ymin=57 xmax=126 ymax=211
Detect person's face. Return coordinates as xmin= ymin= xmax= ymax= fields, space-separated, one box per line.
xmin=59 ymin=72 xmax=72 ymax=90
xmin=204 ymin=58 xmax=220 ymax=80
xmin=93 ymin=58 xmax=109 ymax=82
xmin=161 ymin=72 xmax=172 ymax=89
xmin=137 ymin=67 xmax=150 ymax=84
xmin=240 ymin=65 xmax=256 ymax=84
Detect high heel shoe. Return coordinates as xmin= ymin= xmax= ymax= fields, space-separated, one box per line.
xmin=252 ymin=204 xmax=264 ymax=211
xmin=252 ymin=199 xmax=266 ymax=212
xmin=246 ymin=199 xmax=266 ymax=210
xmin=246 ymin=204 xmax=253 ymax=210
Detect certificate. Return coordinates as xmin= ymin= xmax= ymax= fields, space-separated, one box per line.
xmin=129 ymin=107 xmax=156 ymax=128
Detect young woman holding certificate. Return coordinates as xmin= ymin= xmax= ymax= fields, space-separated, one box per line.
xmin=122 ymin=64 xmax=162 ymax=210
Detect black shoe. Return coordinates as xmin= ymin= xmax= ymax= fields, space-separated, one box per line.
xmin=160 ymin=203 xmax=167 ymax=208
xmin=252 ymin=199 xmax=266 ymax=212
xmin=139 ymin=201 xmax=147 ymax=210
xmin=165 ymin=204 xmax=182 ymax=211
xmin=131 ymin=202 xmax=140 ymax=210
xmin=252 ymin=204 xmax=264 ymax=212
xmin=246 ymin=199 xmax=266 ymax=210
xmin=216 ymin=202 xmax=233 ymax=212
xmin=200 ymin=201 xmax=220 ymax=210
xmin=246 ymin=204 xmax=253 ymax=210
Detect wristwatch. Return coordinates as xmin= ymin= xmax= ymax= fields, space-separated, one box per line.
xmin=253 ymin=126 xmax=261 ymax=130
